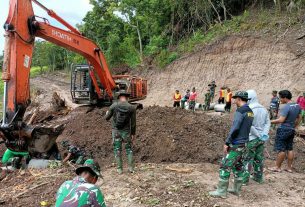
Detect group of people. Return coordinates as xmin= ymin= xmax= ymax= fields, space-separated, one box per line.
xmin=173 ymin=81 xmax=233 ymax=112
xmin=209 ymin=89 xmax=302 ymax=198
xmin=1 ymin=87 xmax=304 ymax=206
xmin=173 ymin=87 xmax=198 ymax=110
xmin=56 ymin=90 xmax=136 ymax=206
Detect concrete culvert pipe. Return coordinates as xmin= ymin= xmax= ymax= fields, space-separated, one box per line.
xmin=214 ymin=104 xmax=226 ymax=112
xmin=209 ymin=103 xmax=216 ymax=110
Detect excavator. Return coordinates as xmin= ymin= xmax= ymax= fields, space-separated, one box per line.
xmin=0 ymin=0 xmax=147 ymax=156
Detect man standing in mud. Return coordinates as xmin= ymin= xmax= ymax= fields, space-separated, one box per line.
xmin=55 ymin=159 xmax=106 ymax=207
xmin=105 ymin=91 xmax=136 ymax=174
xmin=242 ymin=90 xmax=270 ymax=185
xmin=208 ymin=81 xmax=217 ymax=102
xmin=209 ymin=91 xmax=253 ymax=198
xmin=270 ymin=90 xmax=301 ymax=173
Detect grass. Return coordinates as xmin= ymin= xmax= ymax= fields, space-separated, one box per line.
xmin=154 ymin=9 xmax=302 ymax=68
xmin=145 ymin=198 xmax=160 ymax=206
xmin=0 ymin=66 xmax=49 ymax=116
xmin=30 ymin=66 xmax=48 ymax=78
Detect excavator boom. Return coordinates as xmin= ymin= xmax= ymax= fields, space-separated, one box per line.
xmin=1 ymin=0 xmax=147 ymax=153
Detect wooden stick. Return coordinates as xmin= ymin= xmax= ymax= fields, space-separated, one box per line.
xmin=14 ymin=182 xmax=48 ymax=198
xmin=27 ymin=109 xmax=38 ymax=125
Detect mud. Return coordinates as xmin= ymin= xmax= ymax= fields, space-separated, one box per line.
xmin=57 ymin=106 xmax=231 ymax=169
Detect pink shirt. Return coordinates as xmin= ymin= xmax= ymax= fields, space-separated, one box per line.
xmin=189 ymin=92 xmax=197 ymax=101
xmin=297 ymin=96 xmax=305 ymax=110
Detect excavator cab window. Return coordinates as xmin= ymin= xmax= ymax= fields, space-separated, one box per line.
xmin=70 ymin=64 xmax=96 ymax=104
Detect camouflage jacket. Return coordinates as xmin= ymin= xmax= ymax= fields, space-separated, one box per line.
xmin=68 ymin=145 xmax=84 ymax=161
xmin=55 ymin=176 xmax=106 ymax=207
xmin=105 ymin=101 xmax=136 ymax=135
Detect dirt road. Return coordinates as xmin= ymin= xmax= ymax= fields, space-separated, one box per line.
xmin=0 ymin=162 xmax=304 ymax=207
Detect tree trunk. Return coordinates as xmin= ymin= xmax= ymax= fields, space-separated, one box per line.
xmin=136 ymin=20 xmax=143 ymax=62
xmin=221 ymin=0 xmax=227 ymax=21
xmin=208 ymin=0 xmax=221 ymax=23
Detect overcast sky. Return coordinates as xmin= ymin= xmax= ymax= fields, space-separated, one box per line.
xmin=0 ymin=0 xmax=93 ymax=52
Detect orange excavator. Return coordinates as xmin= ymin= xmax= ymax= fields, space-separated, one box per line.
xmin=1 ymin=0 xmax=147 ymax=154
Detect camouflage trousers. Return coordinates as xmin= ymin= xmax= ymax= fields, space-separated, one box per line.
xmin=204 ymin=101 xmax=210 ymax=111
xmin=242 ymin=138 xmax=265 ymax=183
xmin=189 ymin=101 xmax=196 ymax=111
xmin=219 ymin=144 xmax=246 ymax=180
xmin=112 ymin=129 xmax=133 ymax=167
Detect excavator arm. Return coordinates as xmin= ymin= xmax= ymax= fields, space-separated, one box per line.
xmin=1 ymin=0 xmax=144 ymax=153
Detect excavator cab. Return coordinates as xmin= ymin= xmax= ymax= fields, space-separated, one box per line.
xmin=1 ymin=0 xmax=147 ymax=155
xmin=71 ymin=64 xmax=148 ymax=104
xmin=71 ymin=64 xmax=97 ymax=104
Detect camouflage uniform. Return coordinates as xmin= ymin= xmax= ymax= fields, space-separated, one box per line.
xmin=242 ymin=138 xmax=265 ymax=184
xmin=220 ymin=144 xmax=246 ymax=180
xmin=56 ymin=159 xmax=105 ymax=207
xmin=105 ymin=101 xmax=136 ymax=173
xmin=204 ymin=92 xmax=211 ymax=111
xmin=61 ymin=141 xmax=86 ymax=164
xmin=55 ymin=176 xmax=106 ymax=207
xmin=67 ymin=145 xmax=85 ymax=164
xmin=209 ymin=92 xmax=253 ymax=198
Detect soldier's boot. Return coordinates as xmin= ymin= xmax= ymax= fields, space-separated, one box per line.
xmin=209 ymin=179 xmax=229 ymax=198
xmin=252 ymin=176 xmax=264 ymax=184
xmin=114 ymin=151 xmax=123 ymax=174
xmin=228 ymin=177 xmax=243 ymax=196
xmin=242 ymin=174 xmax=250 ymax=186
xmin=127 ymin=152 xmax=134 ymax=173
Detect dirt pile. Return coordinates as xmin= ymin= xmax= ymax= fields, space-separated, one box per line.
xmin=140 ymin=35 xmax=305 ymax=107
xmin=57 ymin=106 xmax=231 ymax=168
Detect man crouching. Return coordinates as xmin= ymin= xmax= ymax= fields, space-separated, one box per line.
xmin=55 ymin=159 xmax=106 ymax=207
xmin=209 ymin=91 xmax=254 ymax=198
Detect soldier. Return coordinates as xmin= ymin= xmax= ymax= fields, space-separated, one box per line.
xmin=55 ymin=159 xmax=106 ymax=207
xmin=204 ymin=89 xmax=211 ymax=111
xmin=242 ymin=90 xmax=270 ymax=185
xmin=105 ymin=91 xmax=136 ymax=174
xmin=208 ymin=81 xmax=217 ymax=102
xmin=61 ymin=141 xmax=85 ymax=164
xmin=209 ymin=91 xmax=254 ymax=198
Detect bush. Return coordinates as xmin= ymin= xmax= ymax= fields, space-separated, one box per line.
xmin=156 ymin=50 xmax=179 ymax=68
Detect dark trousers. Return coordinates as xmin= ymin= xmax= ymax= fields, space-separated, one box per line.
xmin=218 ymin=97 xmax=225 ymax=104
xmin=225 ymin=102 xmax=231 ymax=112
xmin=173 ymin=101 xmax=180 ymax=107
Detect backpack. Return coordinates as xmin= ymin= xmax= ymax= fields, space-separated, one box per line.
xmin=115 ymin=107 xmax=130 ymax=129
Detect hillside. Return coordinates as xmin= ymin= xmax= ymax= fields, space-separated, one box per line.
xmin=141 ymin=34 xmax=305 ymax=107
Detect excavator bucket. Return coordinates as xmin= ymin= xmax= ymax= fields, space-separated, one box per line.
xmin=1 ymin=123 xmax=65 ymax=154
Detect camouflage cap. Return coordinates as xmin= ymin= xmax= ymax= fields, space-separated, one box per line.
xmin=232 ymin=91 xmax=250 ymax=100
xmin=75 ymin=159 xmax=102 ymax=178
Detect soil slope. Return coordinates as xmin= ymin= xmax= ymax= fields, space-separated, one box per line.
xmin=56 ymin=106 xmax=231 ymax=169
xmin=141 ymin=35 xmax=305 ymax=107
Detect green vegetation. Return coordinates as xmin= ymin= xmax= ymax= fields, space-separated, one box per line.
xmin=32 ymin=41 xmax=85 ymax=71
xmin=2 ymin=0 xmax=304 ymax=72
xmin=145 ymin=198 xmax=160 ymax=206
xmin=77 ymin=0 xmax=305 ymax=69
xmin=30 ymin=66 xmax=49 ymax=78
